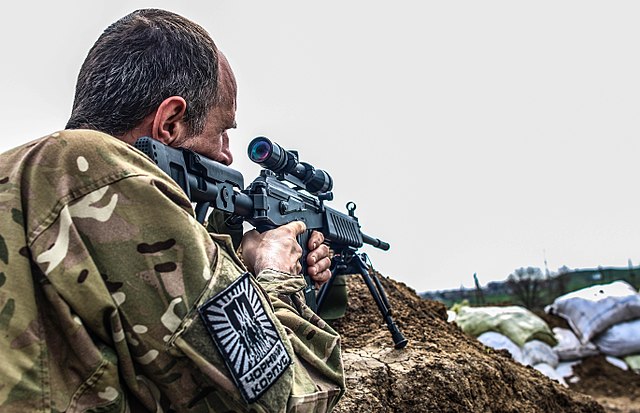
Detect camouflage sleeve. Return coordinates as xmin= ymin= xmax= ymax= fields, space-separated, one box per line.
xmin=254 ymin=270 xmax=346 ymax=412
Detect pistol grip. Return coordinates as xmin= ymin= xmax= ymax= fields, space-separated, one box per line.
xmin=296 ymin=230 xmax=317 ymax=312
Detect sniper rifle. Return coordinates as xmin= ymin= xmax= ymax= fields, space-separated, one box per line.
xmin=134 ymin=136 xmax=408 ymax=349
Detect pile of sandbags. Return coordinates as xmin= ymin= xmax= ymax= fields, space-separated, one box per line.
xmin=453 ymin=281 xmax=640 ymax=386
xmin=454 ymin=305 xmax=568 ymax=384
xmin=545 ymin=280 xmax=640 ymax=372
xmin=455 ymin=305 xmax=557 ymax=347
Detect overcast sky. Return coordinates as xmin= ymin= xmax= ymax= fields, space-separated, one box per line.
xmin=2 ymin=1 xmax=640 ymax=292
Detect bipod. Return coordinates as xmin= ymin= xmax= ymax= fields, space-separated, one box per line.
xmin=317 ymin=250 xmax=408 ymax=349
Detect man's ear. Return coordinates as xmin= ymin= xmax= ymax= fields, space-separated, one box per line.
xmin=151 ymin=96 xmax=188 ymax=145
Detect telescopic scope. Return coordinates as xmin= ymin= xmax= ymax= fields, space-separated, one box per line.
xmin=248 ymin=136 xmax=333 ymax=195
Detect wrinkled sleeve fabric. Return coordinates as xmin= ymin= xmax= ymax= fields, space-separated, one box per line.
xmin=254 ymin=270 xmax=345 ymax=411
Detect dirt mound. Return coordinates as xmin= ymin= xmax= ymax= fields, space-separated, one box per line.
xmin=569 ymin=355 xmax=640 ymax=413
xmin=329 ymin=272 xmax=605 ymax=413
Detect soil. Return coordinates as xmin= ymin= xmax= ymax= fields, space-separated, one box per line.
xmin=328 ymin=271 xmax=640 ymax=413
xmin=569 ymin=356 xmax=640 ymax=413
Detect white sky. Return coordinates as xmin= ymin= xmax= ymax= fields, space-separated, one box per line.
xmin=2 ymin=1 xmax=640 ymax=292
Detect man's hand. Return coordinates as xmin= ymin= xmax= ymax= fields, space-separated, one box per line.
xmin=241 ymin=221 xmax=305 ymax=276
xmin=240 ymin=222 xmax=332 ymax=287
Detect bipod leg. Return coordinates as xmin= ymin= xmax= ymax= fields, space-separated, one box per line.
xmin=354 ymin=254 xmax=408 ymax=349
xmin=372 ymin=272 xmax=393 ymax=313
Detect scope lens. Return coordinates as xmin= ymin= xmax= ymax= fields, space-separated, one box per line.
xmin=247 ymin=136 xmax=288 ymax=172
xmin=249 ymin=139 xmax=272 ymax=163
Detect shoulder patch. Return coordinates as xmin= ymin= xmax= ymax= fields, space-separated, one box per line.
xmin=198 ymin=272 xmax=292 ymax=403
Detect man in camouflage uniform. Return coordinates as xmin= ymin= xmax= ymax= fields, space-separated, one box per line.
xmin=0 ymin=9 xmax=344 ymax=412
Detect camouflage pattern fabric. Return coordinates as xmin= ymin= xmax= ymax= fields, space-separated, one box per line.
xmin=206 ymin=210 xmax=244 ymax=251
xmin=0 ymin=130 xmax=344 ymax=412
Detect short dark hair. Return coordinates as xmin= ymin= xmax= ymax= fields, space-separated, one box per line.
xmin=66 ymin=9 xmax=219 ymax=136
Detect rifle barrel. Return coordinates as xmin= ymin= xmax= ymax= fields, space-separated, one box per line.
xmin=362 ymin=233 xmax=390 ymax=251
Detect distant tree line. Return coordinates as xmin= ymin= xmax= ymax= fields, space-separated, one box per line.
xmin=506 ymin=266 xmax=568 ymax=310
xmin=422 ymin=265 xmax=639 ymax=310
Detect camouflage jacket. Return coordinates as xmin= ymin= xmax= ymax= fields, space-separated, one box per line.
xmin=0 ymin=130 xmax=344 ymax=412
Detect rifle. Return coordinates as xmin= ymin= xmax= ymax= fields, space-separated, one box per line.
xmin=134 ymin=136 xmax=408 ymax=349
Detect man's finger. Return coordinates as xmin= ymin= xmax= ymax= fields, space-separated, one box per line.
xmin=313 ymin=269 xmax=332 ymax=287
xmin=309 ymin=230 xmax=325 ymax=249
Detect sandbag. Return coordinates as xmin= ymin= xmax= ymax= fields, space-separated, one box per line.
xmin=455 ymin=306 xmax=557 ymax=347
xmin=447 ymin=310 xmax=457 ymax=323
xmin=594 ymin=318 xmax=640 ymax=357
xmin=533 ymin=363 xmax=567 ymax=387
xmin=605 ymin=355 xmax=629 ymax=371
xmin=556 ymin=360 xmax=582 ymax=383
xmin=552 ymin=327 xmax=599 ymax=361
xmin=545 ymin=281 xmax=640 ymax=344
xmin=477 ymin=331 xmax=525 ymax=364
xmin=522 ymin=340 xmax=559 ymax=368
xmin=624 ymin=354 xmax=640 ymax=373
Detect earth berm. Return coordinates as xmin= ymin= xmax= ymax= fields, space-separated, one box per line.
xmin=329 ymin=273 xmax=640 ymax=413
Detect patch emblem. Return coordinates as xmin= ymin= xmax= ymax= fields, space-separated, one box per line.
xmin=198 ymin=272 xmax=292 ymax=403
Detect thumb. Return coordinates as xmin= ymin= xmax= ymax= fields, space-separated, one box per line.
xmin=286 ymin=220 xmax=307 ymax=235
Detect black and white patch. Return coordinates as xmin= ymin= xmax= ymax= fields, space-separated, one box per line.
xmin=198 ymin=272 xmax=291 ymax=403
